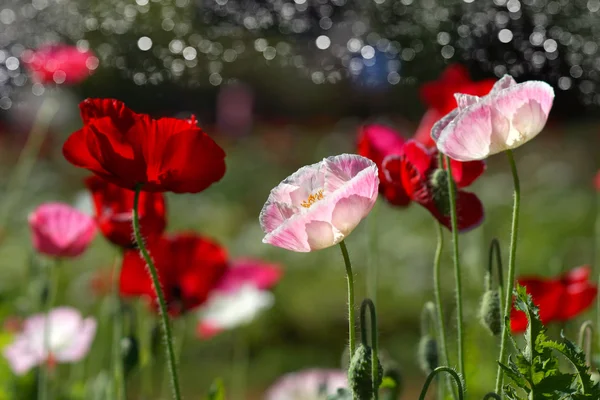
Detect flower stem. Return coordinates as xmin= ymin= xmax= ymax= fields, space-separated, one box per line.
xmin=494 ymin=149 xmax=521 ymax=393
xmin=360 ymin=299 xmax=379 ymax=400
xmin=367 ymin=201 xmax=379 ymax=306
xmin=39 ymin=258 xmax=59 ymax=400
xmin=0 ymin=98 xmax=58 ymax=242
xmin=339 ymin=240 xmax=356 ymax=359
xmin=418 ymin=367 xmax=464 ymax=400
xmin=433 ymin=222 xmax=458 ymax=400
xmin=111 ymin=252 xmax=126 ymax=400
xmin=132 ymin=186 xmax=182 ymax=400
xmin=444 ymin=156 xmax=465 ymax=385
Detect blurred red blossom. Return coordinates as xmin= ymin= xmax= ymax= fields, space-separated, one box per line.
xmin=120 ymin=233 xmax=228 ymax=316
xmin=63 ymin=99 xmax=226 ymax=193
xmin=511 ymin=266 xmax=598 ymax=333
xmin=594 ymin=170 xmax=600 ymax=191
xmin=85 ymin=176 xmax=166 ymax=248
xmin=21 ymin=44 xmax=98 ymax=85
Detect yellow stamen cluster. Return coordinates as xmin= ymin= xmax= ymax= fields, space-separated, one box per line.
xmin=301 ymin=189 xmax=324 ymax=208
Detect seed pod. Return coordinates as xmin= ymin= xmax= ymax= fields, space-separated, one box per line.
xmin=429 ymin=168 xmax=456 ymax=216
xmin=479 ymin=289 xmax=502 ymax=336
xmin=348 ymin=344 xmax=383 ymax=400
xmin=417 ymin=335 xmax=438 ymax=374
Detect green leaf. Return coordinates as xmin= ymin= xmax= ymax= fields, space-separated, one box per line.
xmin=206 ymin=378 xmax=226 ymax=400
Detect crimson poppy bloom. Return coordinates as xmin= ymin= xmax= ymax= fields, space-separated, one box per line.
xmin=511 ymin=266 xmax=598 ymax=333
xmin=21 ymin=44 xmax=98 ymax=85
xmin=382 ymin=140 xmax=484 ymax=231
xmin=414 ymin=64 xmax=496 ymax=147
xmin=85 ymin=175 xmax=166 ymax=248
xmin=63 ymin=99 xmax=226 ymax=193
xmin=119 ymin=233 xmax=228 ymax=315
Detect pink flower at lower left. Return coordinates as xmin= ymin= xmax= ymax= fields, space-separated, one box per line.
xmin=3 ymin=307 xmax=97 ymax=375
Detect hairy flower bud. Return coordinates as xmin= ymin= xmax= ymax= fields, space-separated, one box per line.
xmin=479 ymin=289 xmax=502 ymax=336
xmin=430 ymin=168 xmax=455 ymax=216
xmin=417 ymin=335 xmax=438 ymax=374
xmin=348 ymin=344 xmax=383 ymax=400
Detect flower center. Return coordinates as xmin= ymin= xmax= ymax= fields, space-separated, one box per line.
xmin=301 ymin=189 xmax=324 ymax=208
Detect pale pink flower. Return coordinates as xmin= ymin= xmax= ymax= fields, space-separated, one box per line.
xmin=3 ymin=307 xmax=97 ymax=375
xmin=260 ymin=154 xmax=379 ymax=252
xmin=28 ymin=203 xmax=97 ymax=258
xmin=215 ymin=258 xmax=282 ymax=293
xmin=265 ymin=369 xmax=348 ymax=400
xmin=21 ymin=44 xmax=98 ymax=85
xmin=431 ymin=75 xmax=555 ymax=161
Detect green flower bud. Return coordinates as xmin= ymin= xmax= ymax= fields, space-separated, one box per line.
xmin=417 ymin=335 xmax=438 ymax=374
xmin=479 ymin=289 xmax=502 ymax=336
xmin=348 ymin=344 xmax=383 ymax=400
xmin=430 ymin=169 xmax=456 ymax=216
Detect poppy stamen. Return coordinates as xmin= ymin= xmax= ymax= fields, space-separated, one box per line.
xmin=301 ymin=189 xmax=324 ymax=208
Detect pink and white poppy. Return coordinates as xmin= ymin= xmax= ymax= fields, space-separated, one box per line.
xmin=3 ymin=307 xmax=97 ymax=375
xmin=21 ymin=44 xmax=98 ymax=85
xmin=431 ymin=75 xmax=555 ymax=161
xmin=29 ymin=203 xmax=97 ymax=258
xmin=265 ymin=368 xmax=348 ymax=400
xmin=260 ymin=154 xmax=379 ymax=252
xmin=214 ymin=258 xmax=282 ymax=293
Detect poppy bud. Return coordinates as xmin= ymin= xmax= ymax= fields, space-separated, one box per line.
xmin=417 ymin=335 xmax=438 ymax=374
xmin=479 ymin=289 xmax=502 ymax=336
xmin=429 ymin=168 xmax=455 ymax=216
xmin=348 ymin=344 xmax=383 ymax=399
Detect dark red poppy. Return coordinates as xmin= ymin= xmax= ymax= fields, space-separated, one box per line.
xmin=416 ymin=65 xmax=496 ymax=147
xmin=120 ymin=233 xmax=228 ymax=315
xmin=383 ymin=140 xmax=485 ymax=231
xmin=63 ymin=99 xmax=226 ymax=193
xmin=511 ymin=266 xmax=598 ymax=333
xmin=21 ymin=44 xmax=98 ymax=85
xmin=84 ymin=175 xmax=167 ymax=248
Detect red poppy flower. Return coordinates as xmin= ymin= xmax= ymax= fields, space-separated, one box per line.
xmin=119 ymin=233 xmax=228 ymax=315
xmin=383 ymin=140 xmax=485 ymax=231
xmin=21 ymin=44 xmax=98 ymax=85
xmin=511 ymin=266 xmax=598 ymax=333
xmin=63 ymin=99 xmax=226 ymax=193
xmin=84 ymin=176 xmax=167 ymax=248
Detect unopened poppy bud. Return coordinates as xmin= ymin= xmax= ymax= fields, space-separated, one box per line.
xmin=348 ymin=344 xmax=383 ymax=399
xmin=417 ymin=335 xmax=438 ymax=374
xmin=430 ymin=169 xmax=455 ymax=216
xmin=479 ymin=289 xmax=502 ymax=336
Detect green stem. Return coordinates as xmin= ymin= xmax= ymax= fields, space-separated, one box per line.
xmin=339 ymin=240 xmax=356 ymax=360
xmin=360 ymin=299 xmax=379 ymax=400
xmin=0 ymin=98 xmax=58 ymax=241
xmin=418 ymin=367 xmax=464 ymax=400
xmin=132 ymin=186 xmax=182 ymax=400
xmin=577 ymin=320 xmax=594 ymax=366
xmin=444 ymin=156 xmax=465 ymax=385
xmin=433 ymin=222 xmax=457 ymax=400
xmin=137 ymin=300 xmax=153 ymax=396
xmin=488 ymin=239 xmax=505 ymax=308
xmin=367 ymin=202 xmax=379 ymax=306
xmin=111 ymin=252 xmax=126 ymax=400
xmin=39 ymin=259 xmax=60 ymax=400
xmin=494 ymin=149 xmax=521 ymax=393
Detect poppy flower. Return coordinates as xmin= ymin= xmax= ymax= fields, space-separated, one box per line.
xmin=431 ymin=75 xmax=555 ymax=161
xmin=119 ymin=233 xmax=228 ymax=315
xmin=510 ymin=266 xmax=598 ymax=333
xmin=63 ymin=98 xmax=226 ymax=193
xmin=3 ymin=307 xmax=97 ymax=375
xmin=260 ymin=154 xmax=379 ymax=252
xmin=84 ymin=175 xmax=167 ymax=248
xmin=265 ymin=369 xmax=348 ymax=400
xmin=197 ymin=258 xmax=282 ymax=338
xmin=382 ymin=140 xmax=484 ymax=231
xmin=28 ymin=203 xmax=97 ymax=258
xmin=21 ymin=44 xmax=98 ymax=85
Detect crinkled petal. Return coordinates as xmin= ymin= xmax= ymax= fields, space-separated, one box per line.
xmin=454 ymin=93 xmax=480 ymax=110
xmin=449 ymin=158 xmax=486 ymax=188
xmin=3 ymin=337 xmax=40 ymax=375
xmin=54 ymin=318 xmax=97 ymax=362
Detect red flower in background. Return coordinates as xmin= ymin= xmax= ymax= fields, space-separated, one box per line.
xmin=21 ymin=44 xmax=98 ymax=85
xmin=63 ymin=99 xmax=226 ymax=193
xmin=85 ymin=176 xmax=166 ymax=248
xmin=120 ymin=233 xmax=228 ymax=315
xmin=511 ymin=266 xmax=598 ymax=333
xmin=594 ymin=170 xmax=600 ymax=191
xmin=384 ymin=140 xmax=485 ymax=231
xmin=414 ymin=64 xmax=496 ymax=147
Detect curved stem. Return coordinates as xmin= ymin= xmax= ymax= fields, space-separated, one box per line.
xmin=418 ymin=366 xmax=464 ymax=400
xmin=482 ymin=393 xmax=501 ymax=400
xmin=494 ymin=149 xmax=521 ymax=393
xmin=577 ymin=320 xmax=594 ymax=366
xmin=111 ymin=252 xmax=126 ymax=400
xmin=432 ymin=222 xmax=458 ymax=400
xmin=444 ymin=156 xmax=465 ymax=384
xmin=360 ymin=299 xmax=379 ymax=400
xmin=39 ymin=258 xmax=60 ymax=400
xmin=487 ymin=239 xmax=504 ymax=292
xmin=339 ymin=240 xmax=356 ymax=359
xmin=132 ymin=186 xmax=182 ymax=400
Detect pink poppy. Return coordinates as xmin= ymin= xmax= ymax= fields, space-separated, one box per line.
xmin=28 ymin=203 xmax=97 ymax=258
xmin=431 ymin=75 xmax=555 ymax=161
xmin=260 ymin=154 xmax=379 ymax=252
xmin=265 ymin=368 xmax=348 ymax=400
xmin=214 ymin=258 xmax=282 ymax=293
xmin=21 ymin=44 xmax=98 ymax=85
xmin=3 ymin=307 xmax=97 ymax=375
